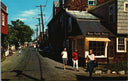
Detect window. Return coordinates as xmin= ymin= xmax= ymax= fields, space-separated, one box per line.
xmin=89 ymin=41 xmax=105 ymax=56
xmin=68 ymin=17 xmax=72 ymax=32
xmin=109 ymin=4 xmax=115 ymax=23
xmin=88 ymin=0 xmax=97 ymax=6
xmin=117 ymin=37 xmax=126 ymax=52
xmin=124 ymin=2 xmax=128 ymax=12
xmin=2 ymin=13 xmax=5 ymax=26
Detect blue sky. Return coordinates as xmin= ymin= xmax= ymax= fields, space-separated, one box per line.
xmin=2 ymin=0 xmax=58 ymax=40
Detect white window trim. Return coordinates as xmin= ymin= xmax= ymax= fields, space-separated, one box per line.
xmin=86 ymin=38 xmax=109 ymax=58
xmin=124 ymin=2 xmax=128 ymax=12
xmin=88 ymin=0 xmax=97 ymax=6
xmin=95 ymin=42 xmax=108 ymax=58
xmin=116 ymin=37 xmax=127 ymax=53
xmin=2 ymin=13 xmax=5 ymax=26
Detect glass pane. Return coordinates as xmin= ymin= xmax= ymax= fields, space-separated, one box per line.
xmin=118 ymin=37 xmax=125 ymax=51
xmin=126 ymin=4 xmax=128 ymax=7
xmin=89 ymin=1 xmax=94 ymax=5
xmin=89 ymin=41 xmax=105 ymax=56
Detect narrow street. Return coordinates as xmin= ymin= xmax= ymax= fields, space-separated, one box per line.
xmin=1 ymin=47 xmax=128 ymax=81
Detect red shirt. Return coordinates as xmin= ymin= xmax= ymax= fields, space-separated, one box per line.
xmin=72 ymin=52 xmax=78 ymax=60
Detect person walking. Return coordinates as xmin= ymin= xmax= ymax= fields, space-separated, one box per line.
xmin=72 ymin=49 xmax=79 ymax=71
xmin=61 ymin=48 xmax=68 ymax=70
xmin=86 ymin=49 xmax=96 ymax=80
xmin=18 ymin=45 xmax=22 ymax=56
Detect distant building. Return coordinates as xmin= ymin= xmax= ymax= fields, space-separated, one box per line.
xmin=1 ymin=2 xmax=8 ymax=35
xmin=1 ymin=2 xmax=8 ymax=58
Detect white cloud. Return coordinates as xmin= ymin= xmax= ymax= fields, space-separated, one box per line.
xmin=19 ymin=9 xmax=39 ymax=17
xmin=13 ymin=9 xmax=40 ymax=22
xmin=15 ymin=18 xmax=27 ymax=21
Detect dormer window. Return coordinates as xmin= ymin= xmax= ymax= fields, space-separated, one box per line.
xmin=88 ymin=0 xmax=97 ymax=6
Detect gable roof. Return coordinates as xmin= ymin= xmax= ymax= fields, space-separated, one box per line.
xmin=65 ymin=10 xmax=114 ymax=37
xmin=76 ymin=19 xmax=114 ymax=37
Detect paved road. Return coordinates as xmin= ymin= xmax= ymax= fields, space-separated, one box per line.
xmin=2 ymin=48 xmax=44 ymax=81
xmin=1 ymin=47 xmax=128 ymax=81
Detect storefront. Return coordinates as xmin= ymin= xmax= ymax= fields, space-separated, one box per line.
xmin=85 ymin=37 xmax=111 ymax=58
xmin=67 ymin=11 xmax=114 ymax=63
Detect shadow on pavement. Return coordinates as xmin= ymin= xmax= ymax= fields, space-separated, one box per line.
xmin=1 ymin=79 xmax=10 ymax=81
xmin=12 ymin=70 xmax=45 ymax=81
xmin=39 ymin=50 xmax=86 ymax=68
xmin=55 ymin=66 xmax=73 ymax=71
xmin=39 ymin=51 xmax=62 ymax=63
xmin=39 ymin=50 xmax=75 ymax=67
xmin=76 ymin=75 xmax=128 ymax=81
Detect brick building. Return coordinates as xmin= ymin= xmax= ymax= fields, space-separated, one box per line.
xmin=1 ymin=2 xmax=8 ymax=58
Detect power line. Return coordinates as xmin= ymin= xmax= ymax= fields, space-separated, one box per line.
xmin=44 ymin=13 xmax=53 ymax=25
xmin=43 ymin=0 xmax=49 ymax=12
xmin=44 ymin=0 xmax=60 ymax=25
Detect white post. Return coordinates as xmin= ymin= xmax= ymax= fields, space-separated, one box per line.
xmin=105 ymin=42 xmax=108 ymax=57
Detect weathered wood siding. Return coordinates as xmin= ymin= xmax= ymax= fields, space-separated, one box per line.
xmin=88 ymin=0 xmax=117 ymax=34
xmin=117 ymin=0 xmax=128 ymax=34
xmin=77 ymin=38 xmax=85 ymax=57
xmin=107 ymin=38 xmax=116 ymax=63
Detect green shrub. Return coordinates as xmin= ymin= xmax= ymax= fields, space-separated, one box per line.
xmin=105 ymin=61 xmax=128 ymax=71
xmin=1 ymin=57 xmax=6 ymax=62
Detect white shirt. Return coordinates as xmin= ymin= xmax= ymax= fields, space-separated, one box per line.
xmin=88 ymin=54 xmax=95 ymax=61
xmin=61 ymin=51 xmax=68 ymax=58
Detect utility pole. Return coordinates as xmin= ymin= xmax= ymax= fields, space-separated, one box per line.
xmin=35 ymin=25 xmax=38 ymax=39
xmin=37 ymin=18 xmax=41 ymax=33
xmin=33 ymin=17 xmax=41 ymax=33
xmin=36 ymin=5 xmax=46 ymax=41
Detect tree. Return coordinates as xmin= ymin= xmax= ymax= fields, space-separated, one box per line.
xmin=5 ymin=19 xmax=34 ymax=48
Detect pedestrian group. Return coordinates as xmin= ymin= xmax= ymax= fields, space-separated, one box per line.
xmin=61 ymin=48 xmax=98 ymax=80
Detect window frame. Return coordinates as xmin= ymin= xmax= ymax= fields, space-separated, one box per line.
xmin=89 ymin=41 xmax=108 ymax=58
xmin=124 ymin=2 xmax=128 ymax=12
xmin=117 ymin=37 xmax=127 ymax=53
xmin=88 ymin=0 xmax=97 ymax=6
xmin=68 ymin=17 xmax=72 ymax=32
xmin=2 ymin=13 xmax=5 ymax=26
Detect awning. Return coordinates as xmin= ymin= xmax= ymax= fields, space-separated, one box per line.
xmin=86 ymin=37 xmax=111 ymax=42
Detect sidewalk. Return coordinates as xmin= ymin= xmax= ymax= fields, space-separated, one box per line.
xmin=38 ymin=51 xmax=128 ymax=81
